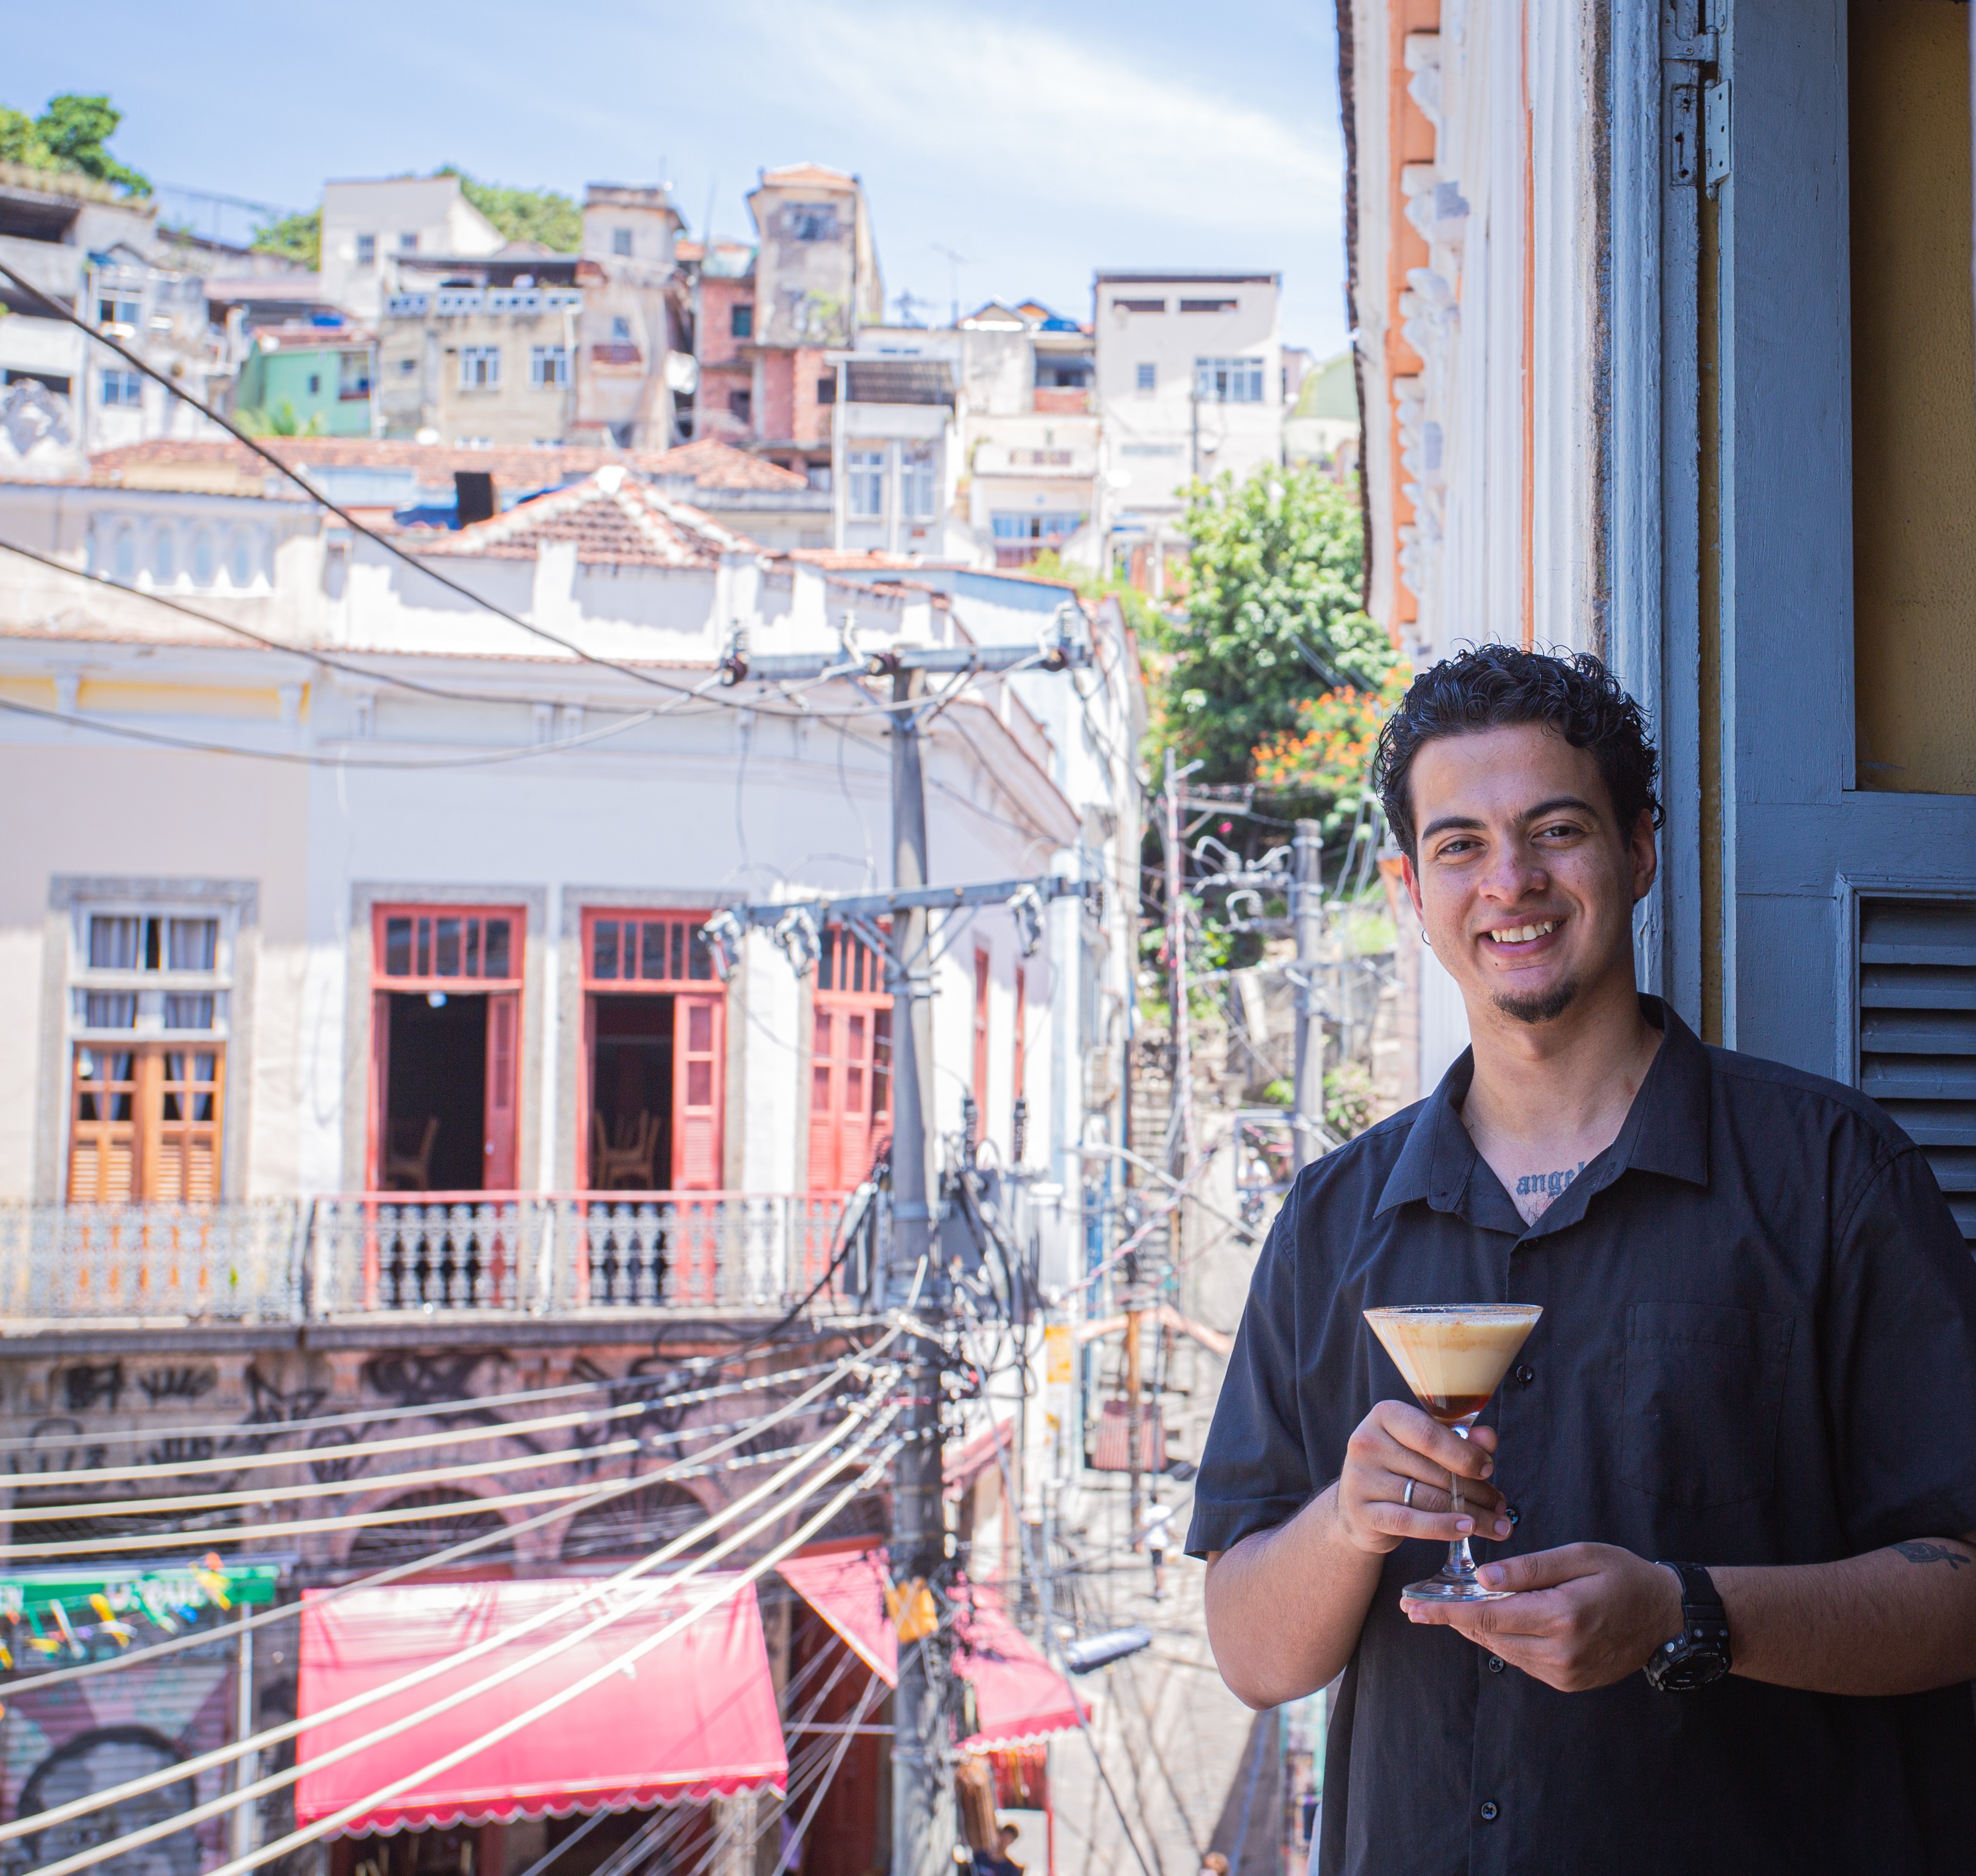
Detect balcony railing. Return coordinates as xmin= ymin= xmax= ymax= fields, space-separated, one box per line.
xmin=0 ymin=1193 xmax=860 ymax=1327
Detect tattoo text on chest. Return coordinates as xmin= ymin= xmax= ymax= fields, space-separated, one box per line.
xmin=1894 ymin=1540 xmax=1970 ymax=1569
xmin=1516 ymin=1161 xmax=1586 ymax=1200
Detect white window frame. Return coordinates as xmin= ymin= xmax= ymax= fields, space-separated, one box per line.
xmin=100 ymin=369 xmax=143 ymax=407
xmin=70 ymin=903 xmax=235 ymax=1043
xmin=530 ymin=345 xmax=569 ymax=387
xmin=1194 ymin=356 xmax=1266 ymax=404
xmin=847 ymin=446 xmax=887 ymax=518
xmin=459 ymin=345 xmax=502 ymax=390
xmin=1135 ymin=362 xmax=1156 ymax=394
xmin=613 ymin=227 xmax=633 ymax=256
xmin=356 ymin=233 xmax=377 ymax=266
xmin=901 ymin=443 xmax=938 ymax=520
xmin=42 ymin=877 xmax=260 ymax=1204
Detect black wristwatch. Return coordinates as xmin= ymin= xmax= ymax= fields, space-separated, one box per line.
xmin=1642 ymin=1561 xmax=1733 ymax=1691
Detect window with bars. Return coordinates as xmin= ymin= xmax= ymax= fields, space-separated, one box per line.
xmin=1856 ymin=895 xmax=1976 ymax=1244
xmin=67 ymin=907 xmax=232 ymax=1202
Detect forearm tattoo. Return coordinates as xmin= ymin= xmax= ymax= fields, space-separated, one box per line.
xmin=1893 ymin=1540 xmax=1970 ymax=1570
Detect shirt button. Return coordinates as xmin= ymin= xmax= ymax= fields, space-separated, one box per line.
xmin=1514 ymin=1363 xmax=1535 ymax=1385
xmin=1479 ymin=1801 xmax=1500 ymax=1822
xmin=1487 ymin=1655 xmax=1505 ymax=1674
xmin=1505 ymin=1505 xmax=1521 ymax=1526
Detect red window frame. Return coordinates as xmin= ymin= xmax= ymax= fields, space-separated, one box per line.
xmin=972 ymin=949 xmax=992 ymax=1121
xmin=1013 ymin=966 xmax=1027 ymax=1110
xmin=579 ymin=911 xmax=726 ymax=1192
xmin=368 ymin=904 xmax=525 ymax=1192
xmin=808 ymin=923 xmax=892 ymax=1194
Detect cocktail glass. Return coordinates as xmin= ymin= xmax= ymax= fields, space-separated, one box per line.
xmin=1362 ymin=1303 xmax=1543 ymax=1602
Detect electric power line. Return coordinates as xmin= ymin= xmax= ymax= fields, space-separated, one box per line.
xmin=0 ymin=1355 xmax=870 ymax=1700
xmin=29 ymin=1413 xmax=906 ymax=1876
xmin=3 ymin=1372 xmax=905 ymax=1857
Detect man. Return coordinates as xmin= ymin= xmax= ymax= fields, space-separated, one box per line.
xmin=1189 ymin=646 xmax=1976 ymax=1874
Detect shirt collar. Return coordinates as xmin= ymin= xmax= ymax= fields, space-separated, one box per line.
xmin=1374 ymin=994 xmax=1712 ymax=1220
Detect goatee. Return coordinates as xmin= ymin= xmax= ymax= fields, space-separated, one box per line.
xmin=1493 ymin=977 xmax=1581 ymax=1025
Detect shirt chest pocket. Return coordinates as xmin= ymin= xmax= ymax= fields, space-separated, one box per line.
xmin=1620 ymin=1302 xmax=1796 ymax=1508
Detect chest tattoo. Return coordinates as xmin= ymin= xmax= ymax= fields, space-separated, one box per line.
xmin=1512 ymin=1160 xmax=1586 ymax=1221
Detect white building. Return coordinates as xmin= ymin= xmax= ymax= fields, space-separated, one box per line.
xmin=0 ymin=163 xmax=242 ymax=475
xmin=1091 ymin=269 xmax=1286 ymax=579
xmin=831 ymin=305 xmax=1101 ymax=568
xmin=320 ymin=176 xmax=508 ymax=325
xmin=0 ymin=463 xmax=1142 ymax=1291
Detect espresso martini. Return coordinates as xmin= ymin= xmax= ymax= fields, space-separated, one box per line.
xmin=1363 ymin=1303 xmax=1542 ymax=1601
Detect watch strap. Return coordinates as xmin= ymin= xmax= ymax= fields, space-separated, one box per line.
xmin=1658 ymin=1560 xmax=1731 ymax=1652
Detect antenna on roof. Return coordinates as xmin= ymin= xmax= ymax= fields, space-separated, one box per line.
xmin=930 ymin=243 xmax=966 ymax=327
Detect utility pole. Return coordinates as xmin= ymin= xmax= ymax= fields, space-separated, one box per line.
xmin=1292 ymin=817 xmax=1326 ymax=1172
xmin=886 ymin=664 xmax=947 ymax=1876
xmin=706 ymin=617 xmax=1093 ymax=1876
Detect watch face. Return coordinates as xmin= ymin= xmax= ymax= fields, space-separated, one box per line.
xmin=1651 ymin=1647 xmax=1728 ymax=1692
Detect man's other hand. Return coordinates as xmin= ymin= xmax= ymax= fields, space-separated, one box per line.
xmin=1404 ymin=1543 xmax=1684 ymax=1691
xmin=1336 ymin=1399 xmax=1510 ymax=1556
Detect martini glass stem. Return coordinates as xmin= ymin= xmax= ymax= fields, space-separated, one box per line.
xmin=1444 ymin=1424 xmax=1480 ymax=1584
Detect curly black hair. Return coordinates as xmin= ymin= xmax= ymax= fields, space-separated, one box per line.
xmin=1374 ymin=644 xmax=1663 ymax=859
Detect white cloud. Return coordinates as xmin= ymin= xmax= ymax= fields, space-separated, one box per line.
xmin=724 ymin=0 xmax=1338 ymax=233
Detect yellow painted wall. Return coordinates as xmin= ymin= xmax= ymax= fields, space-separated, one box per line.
xmin=1850 ymin=0 xmax=1976 ymax=794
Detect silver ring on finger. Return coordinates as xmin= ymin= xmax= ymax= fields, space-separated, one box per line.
xmin=1403 ymin=1478 xmax=1416 ymax=1509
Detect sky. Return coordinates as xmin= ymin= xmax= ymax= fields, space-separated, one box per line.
xmin=6 ymin=0 xmax=1349 ymax=357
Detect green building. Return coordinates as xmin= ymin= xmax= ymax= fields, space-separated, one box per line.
xmin=234 ymin=327 xmax=375 ymax=436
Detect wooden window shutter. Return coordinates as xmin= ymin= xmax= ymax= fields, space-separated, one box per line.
xmin=972 ymin=950 xmax=992 ymax=1117
xmin=809 ymin=1005 xmax=839 ymax=1194
xmin=69 ymin=1047 xmax=138 ymax=1202
xmin=672 ymin=993 xmax=724 ymax=1191
xmin=1857 ymin=897 xmax=1976 ymax=1244
xmin=484 ymin=992 xmax=519 ymax=1189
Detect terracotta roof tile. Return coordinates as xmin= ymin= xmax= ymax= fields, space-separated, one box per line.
xmin=86 ymin=435 xmax=807 ymax=496
xmin=411 ymin=469 xmax=760 ymax=567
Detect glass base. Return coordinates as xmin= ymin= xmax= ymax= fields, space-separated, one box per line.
xmin=1402 ymin=1573 xmax=1511 ymax=1603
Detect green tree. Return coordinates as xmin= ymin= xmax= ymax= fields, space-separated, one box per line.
xmin=439 ymin=168 xmax=581 ymax=251
xmin=1155 ymin=465 xmax=1392 ymax=785
xmin=0 ymin=106 xmax=47 ymax=168
xmin=250 ymin=208 xmax=321 ymax=268
xmin=1028 ymin=546 xmax=1167 ymax=642
xmin=31 ymin=94 xmax=149 ymax=194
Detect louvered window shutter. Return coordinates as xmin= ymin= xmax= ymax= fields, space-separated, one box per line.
xmin=1857 ymin=897 xmax=1976 ymax=1245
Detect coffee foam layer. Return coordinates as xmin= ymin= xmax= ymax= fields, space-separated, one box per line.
xmin=1363 ymin=1306 xmax=1542 ymax=1404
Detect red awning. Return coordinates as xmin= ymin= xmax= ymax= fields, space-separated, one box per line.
xmin=297 ymin=1577 xmax=787 ymax=1834
xmin=776 ymin=1545 xmax=1087 ymax=1751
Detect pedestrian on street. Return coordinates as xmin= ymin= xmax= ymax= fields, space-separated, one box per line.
xmin=1190 ymin=646 xmax=1976 ymax=1875
xmin=1137 ymin=1492 xmax=1176 ymax=1601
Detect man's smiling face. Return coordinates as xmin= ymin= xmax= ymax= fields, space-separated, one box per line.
xmin=1400 ymin=723 xmax=1657 ymax=1028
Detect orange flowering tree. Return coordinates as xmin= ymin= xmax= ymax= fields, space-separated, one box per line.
xmin=1252 ymin=662 xmax=1411 ymax=841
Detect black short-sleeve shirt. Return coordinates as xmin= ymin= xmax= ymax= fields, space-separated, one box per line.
xmin=1188 ymin=999 xmax=1976 ymax=1876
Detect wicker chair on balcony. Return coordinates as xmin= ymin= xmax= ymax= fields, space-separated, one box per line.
xmin=591 ymin=1111 xmax=660 ymax=1191
xmin=382 ymin=1116 xmax=439 ymax=1192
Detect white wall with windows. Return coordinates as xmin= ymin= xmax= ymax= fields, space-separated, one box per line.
xmin=0 ymin=472 xmax=1143 ymax=1210
xmin=1092 ymin=271 xmax=1284 ymax=537
xmin=829 ymin=401 xmax=967 ymax=557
